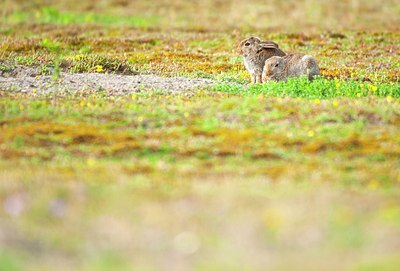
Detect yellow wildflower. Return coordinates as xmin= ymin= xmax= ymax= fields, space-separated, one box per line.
xmin=80 ymin=100 xmax=85 ymax=107
xmin=262 ymin=208 xmax=283 ymax=231
xmin=367 ymin=180 xmax=379 ymax=190
xmin=86 ymin=158 xmax=96 ymax=167
xmin=356 ymin=93 xmax=361 ymax=98
xmin=32 ymin=88 xmax=37 ymax=93
xmin=307 ymin=130 xmax=315 ymax=137
xmin=332 ymin=100 xmax=339 ymax=107
xmin=95 ymin=65 xmax=104 ymax=73
xmin=387 ymin=96 xmax=393 ymax=103
xmin=335 ymin=82 xmax=340 ymax=88
xmin=19 ymin=105 xmax=25 ymax=110
xmin=314 ymin=98 xmax=320 ymax=105
xmin=368 ymin=84 xmax=378 ymax=91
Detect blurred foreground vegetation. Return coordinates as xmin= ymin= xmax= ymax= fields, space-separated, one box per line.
xmin=1 ymin=89 xmax=399 ymax=270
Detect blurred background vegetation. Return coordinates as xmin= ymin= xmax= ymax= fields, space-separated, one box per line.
xmin=2 ymin=0 xmax=400 ymax=31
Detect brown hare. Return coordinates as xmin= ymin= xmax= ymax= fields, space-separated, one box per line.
xmin=238 ymin=37 xmax=286 ymax=84
xmin=262 ymin=53 xmax=320 ymax=82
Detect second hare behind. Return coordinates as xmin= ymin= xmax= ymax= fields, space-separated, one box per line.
xmin=238 ymin=37 xmax=286 ymax=84
xmin=262 ymin=54 xmax=320 ymax=82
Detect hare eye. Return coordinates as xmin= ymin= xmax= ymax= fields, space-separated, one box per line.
xmin=244 ymin=42 xmax=250 ymax=46
xmin=275 ymin=63 xmax=279 ymax=67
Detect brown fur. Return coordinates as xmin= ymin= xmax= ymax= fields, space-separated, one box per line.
xmin=262 ymin=53 xmax=320 ymax=82
xmin=238 ymin=37 xmax=286 ymax=84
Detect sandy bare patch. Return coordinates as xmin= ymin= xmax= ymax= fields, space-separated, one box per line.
xmin=0 ymin=66 xmax=216 ymax=95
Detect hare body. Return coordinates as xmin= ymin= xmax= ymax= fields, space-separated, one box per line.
xmin=262 ymin=53 xmax=320 ymax=82
xmin=239 ymin=37 xmax=286 ymax=84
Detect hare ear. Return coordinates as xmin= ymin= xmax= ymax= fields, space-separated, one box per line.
xmin=256 ymin=43 xmax=278 ymax=54
xmin=260 ymin=43 xmax=278 ymax=49
xmin=259 ymin=42 xmax=279 ymax=49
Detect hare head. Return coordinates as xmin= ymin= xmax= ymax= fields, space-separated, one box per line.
xmin=238 ymin=37 xmax=261 ymax=57
xmin=263 ymin=56 xmax=284 ymax=81
xmin=238 ymin=37 xmax=281 ymax=57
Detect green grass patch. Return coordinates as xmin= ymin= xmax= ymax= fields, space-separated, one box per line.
xmin=1 ymin=91 xmax=399 ymax=179
xmin=212 ymin=77 xmax=400 ymax=98
xmin=3 ymin=6 xmax=159 ymax=28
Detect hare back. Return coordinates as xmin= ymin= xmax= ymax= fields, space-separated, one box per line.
xmin=259 ymin=47 xmax=286 ymax=58
xmin=286 ymin=54 xmax=319 ymax=77
xmin=302 ymin=55 xmax=320 ymax=76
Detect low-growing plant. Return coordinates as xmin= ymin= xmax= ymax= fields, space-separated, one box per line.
xmin=3 ymin=6 xmax=160 ymax=28
xmin=212 ymin=77 xmax=400 ymax=98
xmin=40 ymin=38 xmax=61 ymax=52
xmin=67 ymin=54 xmax=134 ymax=73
